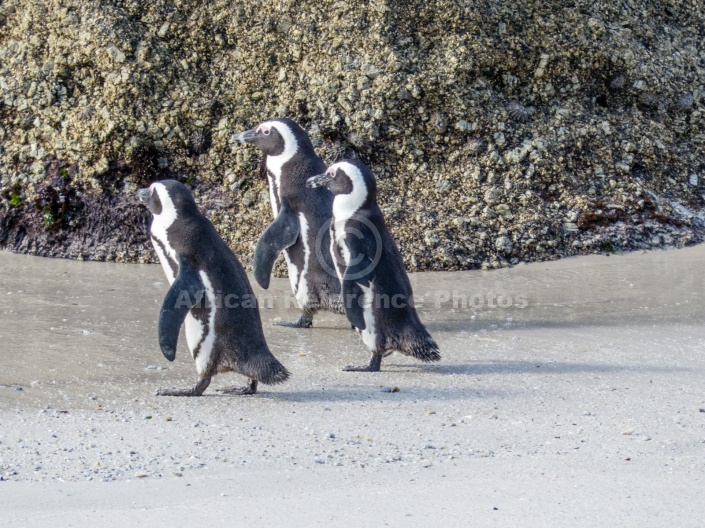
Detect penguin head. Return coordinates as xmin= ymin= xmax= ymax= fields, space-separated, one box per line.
xmin=136 ymin=180 xmax=198 ymax=222
xmin=233 ymin=118 xmax=314 ymax=157
xmin=306 ymin=159 xmax=377 ymax=203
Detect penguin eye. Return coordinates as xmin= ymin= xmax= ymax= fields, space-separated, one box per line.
xmin=263 ymin=129 xmax=271 ymax=136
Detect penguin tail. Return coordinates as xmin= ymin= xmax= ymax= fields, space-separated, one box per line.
xmin=405 ymin=333 xmax=441 ymax=363
xmin=239 ymin=353 xmax=291 ymax=385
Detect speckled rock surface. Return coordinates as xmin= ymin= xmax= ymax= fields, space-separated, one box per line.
xmin=1 ymin=0 xmax=704 ymax=270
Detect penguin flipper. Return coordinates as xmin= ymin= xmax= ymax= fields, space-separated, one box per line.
xmin=253 ymin=202 xmax=300 ymax=289
xmin=342 ymin=236 xmax=377 ymax=331
xmin=343 ymin=279 xmax=367 ymax=330
xmin=158 ymin=261 xmax=204 ymax=361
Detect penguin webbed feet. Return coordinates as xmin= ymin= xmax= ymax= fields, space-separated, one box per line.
xmin=156 ymin=377 xmax=211 ymax=397
xmin=273 ymin=314 xmax=313 ymax=328
xmin=343 ymin=354 xmax=382 ymax=372
xmin=216 ymin=378 xmax=258 ymax=395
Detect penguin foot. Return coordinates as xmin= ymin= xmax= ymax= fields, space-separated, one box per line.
xmin=217 ymin=379 xmax=258 ymax=395
xmin=342 ymin=365 xmax=379 ymax=372
xmin=273 ymin=314 xmax=313 ymax=328
xmin=156 ymin=387 xmax=199 ymax=396
xmin=343 ymin=354 xmax=382 ymax=372
xmin=156 ymin=377 xmax=210 ymax=396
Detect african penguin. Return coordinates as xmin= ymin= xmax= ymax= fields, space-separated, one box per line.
xmin=136 ymin=180 xmax=290 ymax=395
xmin=233 ymin=118 xmax=344 ymax=328
xmin=306 ymin=159 xmax=441 ymax=372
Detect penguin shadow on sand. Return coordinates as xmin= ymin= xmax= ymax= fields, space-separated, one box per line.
xmin=426 ymin=359 xmax=694 ymax=377
xmin=264 ymin=384 xmax=510 ymax=403
xmin=148 ymin=382 xmax=507 ymax=402
xmin=422 ymin=319 xmax=527 ymax=334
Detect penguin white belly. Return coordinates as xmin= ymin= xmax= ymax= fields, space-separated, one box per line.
xmin=335 ymin=220 xmax=376 ymax=349
xmin=332 ymin=222 xmax=346 ymax=284
xmin=267 ymin=175 xmax=280 ymax=217
xmin=184 ymin=312 xmax=205 ymax=357
xmin=358 ymin=282 xmax=378 ymax=351
xmin=294 ymin=212 xmax=310 ymax=308
xmin=150 ymin=206 xmax=178 ymax=284
xmin=193 ymin=271 xmax=217 ymax=375
xmin=266 ymin=170 xmax=304 ymax=308
xmin=283 ymin=252 xmax=300 ymax=307
xmin=180 ymin=273 xmax=217 ymax=376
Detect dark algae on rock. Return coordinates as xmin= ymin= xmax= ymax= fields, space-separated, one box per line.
xmin=0 ymin=0 xmax=704 ymax=270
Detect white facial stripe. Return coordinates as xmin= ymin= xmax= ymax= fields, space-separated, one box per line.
xmin=194 ymin=271 xmax=217 ymax=375
xmin=264 ymin=121 xmax=299 ymax=216
xmin=264 ymin=121 xmax=299 ymax=171
xmin=296 ymin=212 xmax=310 ymax=307
xmin=331 ymin=162 xmax=367 ymax=223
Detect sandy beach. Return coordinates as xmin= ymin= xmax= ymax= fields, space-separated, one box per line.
xmin=1 ymin=247 xmax=704 ymax=526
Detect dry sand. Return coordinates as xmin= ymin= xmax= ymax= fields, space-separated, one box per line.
xmin=1 ymin=247 xmax=704 ymax=526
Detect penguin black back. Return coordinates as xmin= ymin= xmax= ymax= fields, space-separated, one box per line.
xmin=137 ymin=180 xmax=290 ymax=396
xmin=306 ymin=160 xmax=441 ymax=372
xmin=234 ymin=119 xmax=343 ymax=328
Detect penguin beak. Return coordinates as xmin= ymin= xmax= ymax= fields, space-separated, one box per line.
xmin=136 ymin=188 xmax=150 ymax=202
xmin=232 ymin=128 xmax=259 ymax=144
xmin=306 ymin=173 xmax=333 ymax=188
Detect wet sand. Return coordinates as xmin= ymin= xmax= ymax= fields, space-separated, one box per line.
xmin=1 ymin=247 xmax=704 ymax=526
